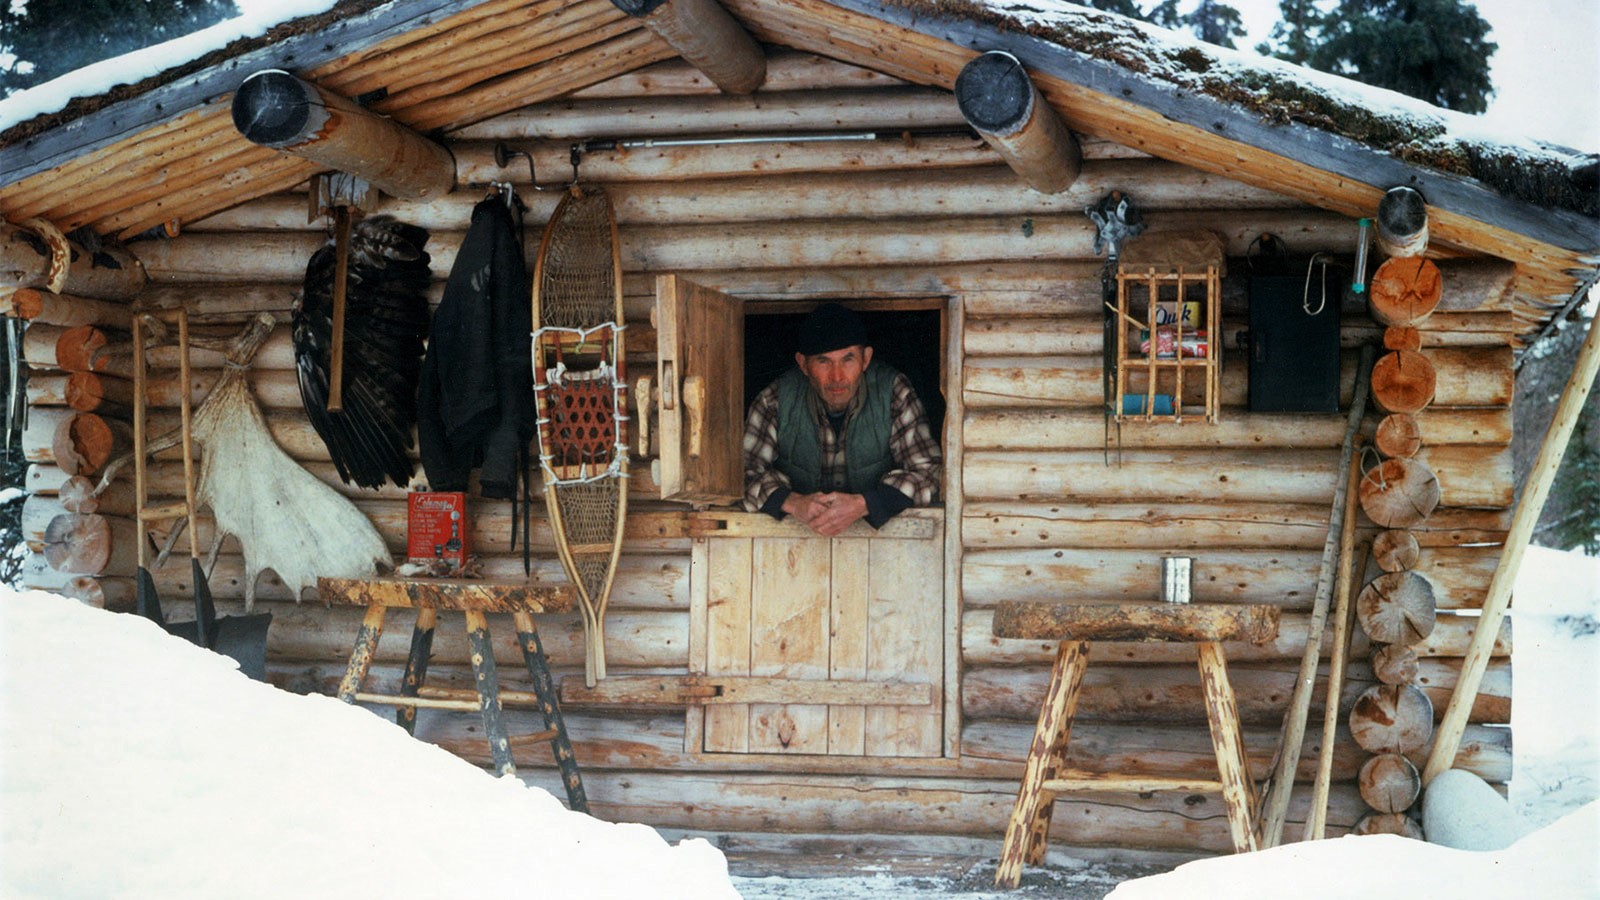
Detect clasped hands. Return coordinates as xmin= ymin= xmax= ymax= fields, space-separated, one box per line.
xmin=781 ymin=491 xmax=868 ymax=537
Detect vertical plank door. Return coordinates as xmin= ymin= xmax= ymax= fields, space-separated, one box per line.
xmin=698 ymin=512 xmax=943 ymax=757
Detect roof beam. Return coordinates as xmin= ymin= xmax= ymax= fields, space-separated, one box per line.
xmin=956 ymin=50 xmax=1081 ymax=194
xmin=231 ymin=70 xmax=455 ymax=201
xmin=611 ymin=0 xmax=767 ymax=94
xmin=0 ymin=0 xmax=496 ymax=186
xmin=820 ymin=0 xmax=1598 ymax=256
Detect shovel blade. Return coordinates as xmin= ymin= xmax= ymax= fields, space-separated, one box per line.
xmin=135 ymin=567 xmax=164 ymax=626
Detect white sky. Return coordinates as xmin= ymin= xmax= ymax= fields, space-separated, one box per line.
xmin=1227 ymin=0 xmax=1600 ymax=151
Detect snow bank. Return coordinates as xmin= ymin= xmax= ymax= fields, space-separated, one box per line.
xmin=1108 ymin=800 xmax=1600 ymax=899
xmin=0 ymin=587 xmax=737 ymax=899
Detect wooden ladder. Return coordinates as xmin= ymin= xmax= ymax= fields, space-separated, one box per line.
xmin=991 ymin=601 xmax=1281 ymax=888
xmin=318 ymin=577 xmax=589 ymax=813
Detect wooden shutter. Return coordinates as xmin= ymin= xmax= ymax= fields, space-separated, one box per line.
xmin=693 ymin=510 xmax=944 ymax=757
xmin=655 ymin=274 xmax=745 ymax=505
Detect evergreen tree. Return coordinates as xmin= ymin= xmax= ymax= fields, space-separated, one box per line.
xmin=1548 ymin=402 xmax=1600 ymax=555
xmin=0 ymin=0 xmax=239 ymax=97
xmin=1258 ymin=0 xmax=1496 ymax=112
xmin=1087 ymin=0 xmax=1248 ymax=50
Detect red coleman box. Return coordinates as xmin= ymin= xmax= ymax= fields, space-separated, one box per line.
xmin=407 ymin=492 xmax=470 ymax=573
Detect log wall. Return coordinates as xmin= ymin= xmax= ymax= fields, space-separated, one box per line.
xmin=17 ymin=52 xmax=1515 ymax=858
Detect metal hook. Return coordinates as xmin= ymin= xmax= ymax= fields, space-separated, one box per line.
xmin=494 ymin=142 xmax=583 ymax=192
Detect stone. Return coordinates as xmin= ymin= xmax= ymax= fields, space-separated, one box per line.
xmin=1422 ymin=768 xmax=1532 ymax=850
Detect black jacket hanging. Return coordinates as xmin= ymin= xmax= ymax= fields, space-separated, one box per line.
xmin=417 ymin=196 xmax=533 ymax=500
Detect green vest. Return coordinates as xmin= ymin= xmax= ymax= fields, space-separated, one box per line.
xmin=774 ymin=363 xmax=898 ymax=495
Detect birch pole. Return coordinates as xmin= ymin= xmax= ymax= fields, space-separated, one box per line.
xmin=1423 ymin=299 xmax=1600 ymax=784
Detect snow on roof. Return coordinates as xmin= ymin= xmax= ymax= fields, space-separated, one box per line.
xmin=906 ymin=0 xmax=1599 ymax=217
xmin=0 ymin=0 xmax=343 ymax=134
xmin=1 ymin=0 xmax=1595 ymax=220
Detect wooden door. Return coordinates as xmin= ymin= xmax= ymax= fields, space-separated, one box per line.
xmin=693 ymin=510 xmax=944 ymax=757
xmin=655 ymin=274 xmax=745 ymax=505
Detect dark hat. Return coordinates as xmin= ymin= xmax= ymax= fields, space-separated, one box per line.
xmin=796 ymin=303 xmax=868 ymax=356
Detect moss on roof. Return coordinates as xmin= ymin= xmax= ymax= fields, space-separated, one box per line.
xmin=881 ymin=0 xmax=1598 ymax=218
xmin=0 ymin=0 xmax=391 ymax=148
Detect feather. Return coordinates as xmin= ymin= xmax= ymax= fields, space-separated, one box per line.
xmin=293 ymin=215 xmax=432 ymax=489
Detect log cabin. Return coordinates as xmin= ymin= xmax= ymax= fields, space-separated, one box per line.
xmin=4 ymin=0 xmax=1598 ymax=870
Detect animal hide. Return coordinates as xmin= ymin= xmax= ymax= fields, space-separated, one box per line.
xmin=194 ymin=315 xmax=390 ymax=608
xmin=294 ymin=215 xmax=432 ymax=489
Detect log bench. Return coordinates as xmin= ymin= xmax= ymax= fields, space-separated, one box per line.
xmin=317 ymin=576 xmax=588 ymax=812
xmin=991 ymin=601 xmax=1281 ymax=888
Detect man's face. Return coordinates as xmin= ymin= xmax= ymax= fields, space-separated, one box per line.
xmin=796 ymin=345 xmax=873 ymax=414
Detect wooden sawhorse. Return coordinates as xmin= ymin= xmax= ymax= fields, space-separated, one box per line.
xmin=991 ymin=602 xmax=1281 ymax=888
xmin=318 ymin=577 xmax=588 ymax=813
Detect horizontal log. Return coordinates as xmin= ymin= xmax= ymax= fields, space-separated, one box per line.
xmin=195 ymin=161 xmax=1290 ymax=234
xmin=962 ymin=406 xmax=1510 ymax=451
xmin=960 ymin=546 xmax=1498 ymax=611
xmin=456 ymin=85 xmax=966 ymax=140
xmin=961 ymin=345 xmax=1511 ymax=410
xmin=1434 ymin=258 xmax=1517 ymax=311
xmin=963 ymin=501 xmax=1336 ymax=550
xmin=501 ymin=766 xmax=1366 ymax=853
xmin=958 ymin=720 xmax=1509 ymax=785
xmin=962 ymin=657 xmax=1509 ymax=726
xmin=0 ymin=220 xmax=147 ymax=298
xmin=142 ymin=210 xmax=1356 ymax=282
xmin=0 ymin=288 xmax=133 ymax=328
xmin=991 ymin=601 xmax=1280 ymax=643
xmin=566 ymin=49 xmax=908 ymax=98
xmin=962 ymin=447 xmax=1506 ymax=513
xmin=961 ymin=608 xmax=1509 ymax=667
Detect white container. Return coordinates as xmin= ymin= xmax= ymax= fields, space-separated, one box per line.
xmin=1162 ymin=557 xmax=1192 ymax=604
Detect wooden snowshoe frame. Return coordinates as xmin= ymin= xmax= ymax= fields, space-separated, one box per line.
xmin=532 ymin=186 xmax=628 ymax=687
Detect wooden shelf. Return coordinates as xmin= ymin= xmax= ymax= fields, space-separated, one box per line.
xmin=1111 ymin=264 xmax=1222 ymax=424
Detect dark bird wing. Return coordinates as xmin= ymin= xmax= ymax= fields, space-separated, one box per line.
xmin=293 ymin=215 xmax=432 ymax=489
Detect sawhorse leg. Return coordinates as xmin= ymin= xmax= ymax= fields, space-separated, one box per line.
xmin=1197 ymin=641 xmax=1259 ymax=853
xmin=464 ymin=610 xmax=515 ymax=778
xmin=514 ymin=610 xmax=589 ymax=813
xmin=995 ymin=640 xmax=1088 ymax=889
xmin=397 ymin=607 xmax=437 ymax=735
xmin=337 ymin=604 xmax=388 ymax=703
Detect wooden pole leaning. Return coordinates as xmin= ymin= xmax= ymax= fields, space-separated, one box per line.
xmin=1423 ymin=304 xmax=1600 ymax=784
xmin=1257 ymin=342 xmax=1376 ymax=848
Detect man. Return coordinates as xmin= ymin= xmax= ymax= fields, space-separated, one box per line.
xmin=743 ymin=303 xmax=941 ymax=536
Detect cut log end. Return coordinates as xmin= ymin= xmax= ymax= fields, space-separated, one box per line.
xmin=1369 ymin=257 xmax=1442 ymax=327
xmin=1351 ymin=812 xmax=1425 ymax=840
xmin=1356 ymin=570 xmax=1438 ymax=646
xmin=1359 ymin=752 xmax=1422 ymax=813
xmin=1371 ymin=529 xmax=1421 ymax=573
xmin=1374 ymin=413 xmax=1423 ymax=459
xmin=1376 ymin=186 xmax=1429 ymax=259
xmin=1372 ymin=642 xmax=1421 ymax=685
xmin=1371 ymin=349 xmax=1437 ymax=415
xmin=956 ymin=51 xmax=1081 ymax=194
xmin=1358 ymin=457 xmax=1441 ymax=529
xmin=1350 ymin=683 xmax=1434 ymax=756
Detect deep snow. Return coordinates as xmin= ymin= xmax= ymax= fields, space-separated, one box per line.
xmin=2 ymin=544 xmax=1595 ymax=898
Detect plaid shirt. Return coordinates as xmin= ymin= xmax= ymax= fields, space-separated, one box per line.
xmin=743 ymin=370 xmax=941 ymax=524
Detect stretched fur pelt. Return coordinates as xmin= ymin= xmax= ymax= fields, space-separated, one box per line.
xmin=99 ymin=313 xmax=391 ymax=608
